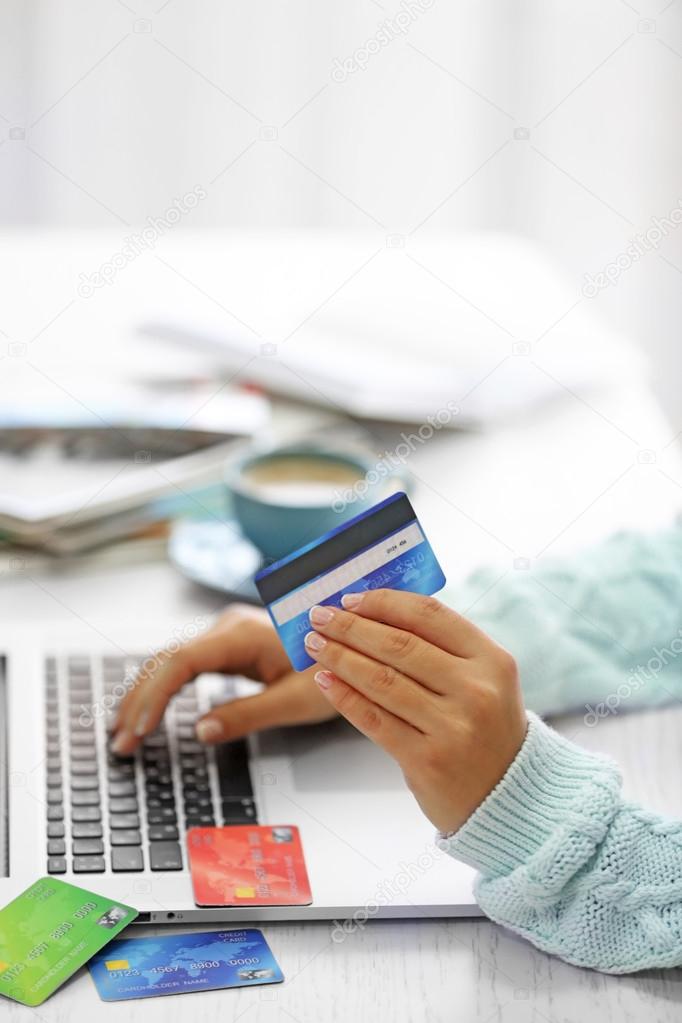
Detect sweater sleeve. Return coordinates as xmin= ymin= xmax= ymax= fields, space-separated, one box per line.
xmin=437 ymin=713 xmax=682 ymax=973
xmin=442 ymin=522 xmax=682 ymax=718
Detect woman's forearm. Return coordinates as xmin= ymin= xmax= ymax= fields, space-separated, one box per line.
xmin=438 ymin=713 xmax=682 ymax=973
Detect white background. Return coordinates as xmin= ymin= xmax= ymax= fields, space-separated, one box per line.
xmin=1 ymin=1 xmax=682 ymax=421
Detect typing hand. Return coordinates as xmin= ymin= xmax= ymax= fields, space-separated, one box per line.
xmin=111 ymin=605 xmax=337 ymax=754
xmin=304 ymin=590 xmax=527 ymax=834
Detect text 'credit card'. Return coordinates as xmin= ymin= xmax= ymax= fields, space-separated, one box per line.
xmin=88 ymin=928 xmax=283 ymax=1000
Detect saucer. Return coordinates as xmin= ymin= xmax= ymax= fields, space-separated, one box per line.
xmin=168 ymin=519 xmax=263 ymax=601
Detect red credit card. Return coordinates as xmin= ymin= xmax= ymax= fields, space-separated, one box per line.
xmin=187 ymin=825 xmax=313 ymax=907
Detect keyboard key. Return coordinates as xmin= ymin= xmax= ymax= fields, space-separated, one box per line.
xmin=48 ymin=856 xmax=67 ymax=874
xmin=47 ymin=839 xmax=66 ymax=856
xmin=147 ymin=808 xmax=177 ymax=825
xmin=68 ymin=693 xmax=93 ymax=706
xmin=71 ymin=776 xmax=99 ymax=791
xmin=47 ymin=821 xmax=65 ymax=838
xmin=72 ymin=821 xmax=103 ymax=838
xmin=182 ymin=784 xmax=211 ymax=798
xmin=71 ymin=746 xmax=97 ymax=761
xmin=149 ymin=842 xmax=182 ymax=871
xmin=215 ymin=740 xmax=254 ymax=800
xmin=72 ymin=805 xmax=101 ymax=822
xmin=108 ymin=764 xmax=135 ymax=780
xmin=70 ymin=760 xmax=98 ymax=775
xmin=47 ymin=788 xmax=63 ymax=804
xmin=47 ymin=773 xmax=63 ymax=789
xmin=178 ymin=740 xmax=202 ymax=755
xmin=180 ymin=750 xmax=207 ymax=765
xmin=73 ymin=838 xmax=105 ymax=856
xmin=103 ymin=655 xmax=125 ymax=673
xmin=71 ymin=734 xmax=96 ymax=747
xmin=145 ymin=781 xmax=175 ymax=796
xmin=70 ymin=725 xmax=94 ymax=738
xmin=110 ymin=829 xmax=141 ymax=847
xmin=73 ymin=855 xmax=105 ymax=873
xmin=175 ymin=699 xmax=197 ymax=712
xmin=222 ymin=798 xmax=257 ymax=823
xmin=68 ymin=656 xmax=91 ymax=672
xmin=148 ymin=824 xmax=179 ymax=842
xmin=142 ymin=734 xmax=168 ymax=749
xmin=184 ymin=800 xmax=212 ymax=817
xmin=109 ymin=813 xmax=140 ymax=829
xmin=112 ymin=847 xmax=144 ymax=872
xmin=142 ymin=749 xmax=170 ymax=764
xmin=146 ymin=795 xmax=176 ymax=810
xmin=107 ymin=780 xmax=137 ymax=798
xmin=47 ymin=805 xmax=64 ymax=821
xmin=109 ymin=797 xmax=138 ymax=814
xmin=185 ymin=815 xmax=215 ymax=828
xmin=176 ymin=726 xmax=199 ymax=740
xmin=181 ymin=771 xmax=208 ymax=786
xmin=71 ymin=790 xmax=100 ymax=806
xmin=174 ymin=712 xmax=197 ymax=726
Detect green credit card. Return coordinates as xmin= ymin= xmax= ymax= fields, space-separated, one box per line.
xmin=0 ymin=877 xmax=138 ymax=1006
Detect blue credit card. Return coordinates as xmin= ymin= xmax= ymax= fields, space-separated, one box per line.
xmin=88 ymin=928 xmax=283 ymax=1001
xmin=255 ymin=491 xmax=446 ymax=670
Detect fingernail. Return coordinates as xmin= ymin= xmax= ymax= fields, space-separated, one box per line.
xmin=309 ymin=604 xmax=334 ymax=626
xmin=134 ymin=709 xmax=150 ymax=738
xmin=314 ymin=670 xmax=334 ymax=690
xmin=196 ymin=718 xmax=224 ymax=744
xmin=341 ymin=592 xmax=364 ymax=610
xmin=305 ymin=631 xmax=327 ymax=651
xmin=111 ymin=730 xmax=132 ymax=755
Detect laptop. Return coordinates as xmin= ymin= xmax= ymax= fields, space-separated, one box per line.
xmin=0 ymin=623 xmax=480 ymax=923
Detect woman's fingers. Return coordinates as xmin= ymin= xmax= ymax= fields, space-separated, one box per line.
xmin=340 ymin=589 xmax=490 ymax=659
xmin=307 ymin=603 xmax=454 ymax=694
xmin=194 ymin=668 xmax=338 ymax=745
xmin=304 ymin=630 xmax=440 ymax=731
xmin=113 ymin=608 xmax=270 ymax=753
xmin=313 ymin=669 xmax=418 ymax=760
xmin=112 ymin=637 xmax=216 ymax=752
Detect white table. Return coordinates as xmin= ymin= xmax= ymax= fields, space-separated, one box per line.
xmin=2 ymin=234 xmax=682 ymax=1019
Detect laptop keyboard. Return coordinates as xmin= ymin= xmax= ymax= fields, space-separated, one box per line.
xmin=44 ymin=655 xmax=258 ymax=875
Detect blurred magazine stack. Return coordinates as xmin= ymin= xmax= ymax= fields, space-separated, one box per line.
xmin=0 ymin=381 xmax=269 ymax=556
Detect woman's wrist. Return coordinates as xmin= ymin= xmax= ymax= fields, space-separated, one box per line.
xmin=437 ymin=713 xmax=622 ymax=877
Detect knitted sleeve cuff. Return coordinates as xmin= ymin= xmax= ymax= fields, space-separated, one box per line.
xmin=437 ymin=712 xmax=622 ymax=877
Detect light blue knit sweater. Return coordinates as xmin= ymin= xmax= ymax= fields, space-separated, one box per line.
xmin=439 ymin=525 xmax=682 ymax=973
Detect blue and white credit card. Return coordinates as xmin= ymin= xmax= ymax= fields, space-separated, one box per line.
xmin=88 ymin=928 xmax=283 ymax=1001
xmin=255 ymin=491 xmax=446 ymax=671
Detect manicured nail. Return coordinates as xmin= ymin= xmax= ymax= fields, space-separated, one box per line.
xmin=196 ymin=718 xmax=224 ymax=744
xmin=305 ymin=631 xmax=327 ymax=651
xmin=314 ymin=670 xmax=334 ymax=690
xmin=134 ymin=709 xmax=150 ymax=738
xmin=111 ymin=730 xmax=132 ymax=755
xmin=341 ymin=592 xmax=364 ymax=610
xmin=309 ymin=604 xmax=335 ymax=626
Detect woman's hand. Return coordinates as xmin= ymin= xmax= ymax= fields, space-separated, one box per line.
xmin=111 ymin=605 xmax=338 ymax=754
xmin=304 ymin=589 xmax=527 ymax=834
